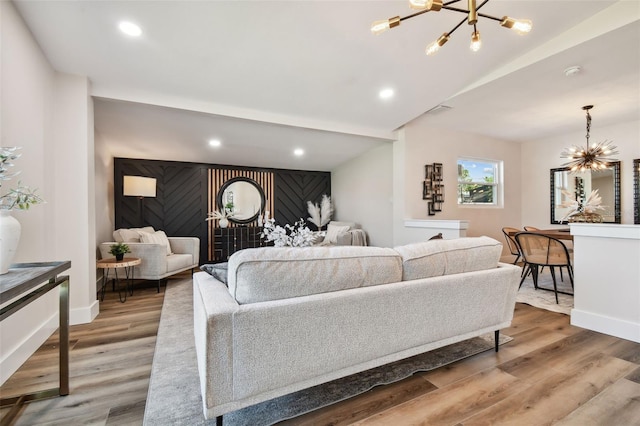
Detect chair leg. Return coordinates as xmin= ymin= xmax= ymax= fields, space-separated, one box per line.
xmin=532 ymin=265 xmax=539 ymax=289
xmin=519 ymin=264 xmax=532 ymax=288
xmin=512 ymin=254 xmax=520 ymax=265
xmin=549 ymin=267 xmax=559 ymax=304
xmin=559 ymin=266 xmax=564 ymax=282
xmin=567 ymin=265 xmax=574 ymax=289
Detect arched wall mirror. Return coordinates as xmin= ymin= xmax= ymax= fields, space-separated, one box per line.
xmin=217 ymin=177 xmax=266 ymax=224
xmin=550 ymin=161 xmax=621 ymax=224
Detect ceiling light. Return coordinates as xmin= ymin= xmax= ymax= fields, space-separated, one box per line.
xmin=379 ymin=88 xmax=395 ymax=99
xmin=119 ymin=21 xmax=142 ymax=37
xmin=564 ymin=66 xmax=582 ymax=77
xmin=372 ymin=0 xmax=531 ymax=56
xmin=561 ymin=105 xmax=619 ymax=172
xmin=294 ymin=149 xmax=304 ymax=157
xmin=209 ymin=139 xmax=221 ymax=147
xmin=470 ymin=30 xmax=481 ymax=52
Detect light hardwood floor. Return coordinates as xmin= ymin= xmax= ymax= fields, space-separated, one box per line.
xmin=2 ymin=275 xmax=639 ymax=425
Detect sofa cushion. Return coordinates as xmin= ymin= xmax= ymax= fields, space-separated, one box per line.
xmin=140 ymin=230 xmax=173 ymax=255
xmin=394 ymin=236 xmax=502 ymax=281
xmin=166 ymin=253 xmax=193 ymax=272
xmin=113 ymin=226 xmax=155 ymax=242
xmin=228 ymin=246 xmax=402 ymax=304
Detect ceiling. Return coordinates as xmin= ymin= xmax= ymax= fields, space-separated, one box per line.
xmin=13 ymin=0 xmax=640 ymax=170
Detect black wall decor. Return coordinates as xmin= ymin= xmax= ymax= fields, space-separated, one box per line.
xmin=114 ymin=158 xmax=330 ymax=264
xmin=423 ymin=163 xmax=444 ymax=215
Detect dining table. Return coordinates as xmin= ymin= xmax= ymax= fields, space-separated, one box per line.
xmin=508 ymin=228 xmax=573 ymax=241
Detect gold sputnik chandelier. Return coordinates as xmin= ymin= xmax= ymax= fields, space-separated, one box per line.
xmin=561 ymin=105 xmax=619 ymax=172
xmin=371 ymin=0 xmax=532 ymax=56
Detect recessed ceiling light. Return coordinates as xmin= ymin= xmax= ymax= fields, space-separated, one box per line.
xmin=379 ymin=88 xmax=395 ymax=100
xmin=209 ymin=139 xmax=221 ymax=147
xmin=119 ymin=21 xmax=142 ymax=37
xmin=294 ymin=148 xmax=304 ymax=156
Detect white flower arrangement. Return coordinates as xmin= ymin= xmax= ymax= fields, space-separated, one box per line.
xmin=205 ymin=208 xmax=234 ymax=221
xmin=261 ymin=217 xmax=316 ymax=247
xmin=560 ymin=188 xmax=606 ymax=221
xmin=0 ymin=147 xmax=45 ymax=210
xmin=307 ymin=194 xmax=333 ymax=230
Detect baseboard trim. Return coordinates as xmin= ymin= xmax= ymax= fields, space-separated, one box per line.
xmin=571 ymin=309 xmax=640 ymax=343
xmin=70 ymin=299 xmax=99 ymax=325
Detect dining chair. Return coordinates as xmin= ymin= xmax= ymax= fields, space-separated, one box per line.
xmin=522 ymin=226 xmax=570 ymax=281
xmin=515 ymin=232 xmax=574 ymax=304
xmin=501 ymin=227 xmax=522 ymax=265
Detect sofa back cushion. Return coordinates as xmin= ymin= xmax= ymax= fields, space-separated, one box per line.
xmin=113 ymin=226 xmax=155 ymax=242
xmin=228 ymin=246 xmax=402 ymax=304
xmin=394 ymin=236 xmax=502 ymax=281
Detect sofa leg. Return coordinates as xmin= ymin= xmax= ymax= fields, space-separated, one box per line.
xmin=494 ymin=330 xmax=500 ymax=352
xmin=157 ymin=279 xmax=161 ymax=293
xmin=216 ymin=415 xmax=223 ymax=426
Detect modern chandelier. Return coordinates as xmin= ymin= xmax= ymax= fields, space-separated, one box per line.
xmin=561 ymin=105 xmax=619 ymax=172
xmin=371 ymin=0 xmax=532 ymax=56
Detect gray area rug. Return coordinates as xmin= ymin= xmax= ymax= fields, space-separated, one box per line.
xmin=144 ymin=278 xmax=512 ymax=426
xmin=516 ymin=267 xmax=574 ymax=315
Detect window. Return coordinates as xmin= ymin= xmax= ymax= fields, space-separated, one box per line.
xmin=457 ymin=158 xmax=502 ymax=206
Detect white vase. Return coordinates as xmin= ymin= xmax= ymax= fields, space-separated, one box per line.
xmin=0 ymin=210 xmax=21 ymax=274
xmin=219 ymin=217 xmax=229 ymax=228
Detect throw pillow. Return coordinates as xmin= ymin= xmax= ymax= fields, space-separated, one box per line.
xmin=140 ymin=230 xmax=173 ymax=255
xmin=113 ymin=226 xmax=155 ymax=242
xmin=200 ymin=263 xmax=228 ymax=285
xmin=323 ymin=224 xmax=350 ymax=244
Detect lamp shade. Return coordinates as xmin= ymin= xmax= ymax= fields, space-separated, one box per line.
xmin=123 ymin=176 xmax=156 ymax=197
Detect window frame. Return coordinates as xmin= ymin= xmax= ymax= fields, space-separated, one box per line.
xmin=456 ymin=157 xmax=503 ymax=208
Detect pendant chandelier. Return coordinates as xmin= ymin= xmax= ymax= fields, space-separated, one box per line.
xmin=371 ymin=0 xmax=532 ymax=56
xmin=561 ymin=105 xmax=619 ymax=172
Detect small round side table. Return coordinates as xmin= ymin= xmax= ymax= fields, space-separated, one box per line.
xmin=96 ymin=257 xmax=141 ymax=303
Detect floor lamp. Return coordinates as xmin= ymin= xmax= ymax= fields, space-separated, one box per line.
xmin=123 ymin=176 xmax=157 ymax=227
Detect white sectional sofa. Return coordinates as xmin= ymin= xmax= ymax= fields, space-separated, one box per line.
xmin=193 ymin=237 xmax=521 ymax=423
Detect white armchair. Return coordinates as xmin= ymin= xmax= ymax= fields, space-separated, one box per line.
xmin=98 ymin=227 xmax=199 ymax=292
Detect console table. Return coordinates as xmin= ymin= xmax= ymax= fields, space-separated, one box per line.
xmin=0 ymin=261 xmax=71 ymax=425
xmin=213 ymin=226 xmax=265 ymax=262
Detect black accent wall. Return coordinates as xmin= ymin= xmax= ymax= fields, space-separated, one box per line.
xmin=114 ymin=158 xmax=331 ymax=264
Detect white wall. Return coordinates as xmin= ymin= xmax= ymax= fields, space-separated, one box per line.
xmin=521 ymin=118 xmax=640 ymax=227
xmin=94 ymin=132 xmax=116 ymax=250
xmin=331 ymin=144 xmax=394 ymax=248
xmin=393 ymin=118 xmax=522 ymax=253
xmin=0 ymin=1 xmax=97 ymax=385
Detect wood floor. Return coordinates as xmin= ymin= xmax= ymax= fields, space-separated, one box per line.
xmin=2 ymin=276 xmax=639 ymax=426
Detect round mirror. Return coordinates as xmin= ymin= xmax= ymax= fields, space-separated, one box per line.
xmin=217 ymin=177 xmax=266 ymax=224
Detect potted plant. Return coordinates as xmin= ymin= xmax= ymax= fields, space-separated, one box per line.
xmin=0 ymin=147 xmax=45 ymax=274
xmin=109 ymin=243 xmax=131 ymax=261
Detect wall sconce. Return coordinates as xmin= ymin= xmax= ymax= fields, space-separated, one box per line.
xmin=123 ymin=176 xmax=156 ymax=226
xmin=423 ymin=163 xmax=444 ymax=215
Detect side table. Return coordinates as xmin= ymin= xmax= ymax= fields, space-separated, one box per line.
xmin=96 ymin=257 xmax=141 ymax=303
xmin=0 ymin=261 xmax=71 ymax=425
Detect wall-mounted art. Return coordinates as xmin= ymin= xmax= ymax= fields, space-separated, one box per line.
xmin=423 ymin=163 xmax=444 ymax=215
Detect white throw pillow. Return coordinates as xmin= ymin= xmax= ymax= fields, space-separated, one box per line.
xmin=323 ymin=224 xmax=350 ymax=244
xmin=113 ymin=226 xmax=155 ymax=242
xmin=140 ymin=230 xmax=173 ymax=255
